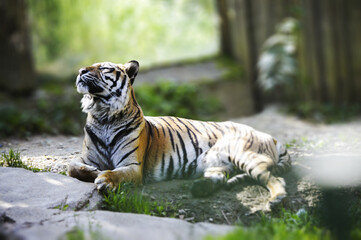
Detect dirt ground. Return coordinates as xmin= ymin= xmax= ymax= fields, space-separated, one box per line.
xmin=1 ymin=106 xmax=361 ymax=225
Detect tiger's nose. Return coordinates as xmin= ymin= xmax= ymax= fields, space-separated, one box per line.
xmin=79 ymin=68 xmax=89 ymax=75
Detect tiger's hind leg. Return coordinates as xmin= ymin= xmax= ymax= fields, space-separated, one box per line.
xmin=238 ymin=152 xmax=287 ymax=210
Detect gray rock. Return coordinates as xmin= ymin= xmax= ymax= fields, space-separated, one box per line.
xmin=0 ymin=167 xmax=234 ymax=240
xmin=14 ymin=211 xmax=233 ymax=240
xmin=0 ymin=167 xmax=101 ymax=211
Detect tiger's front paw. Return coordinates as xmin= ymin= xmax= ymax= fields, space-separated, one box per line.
xmin=94 ymin=170 xmax=119 ymax=191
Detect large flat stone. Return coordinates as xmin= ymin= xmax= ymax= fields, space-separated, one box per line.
xmin=0 ymin=168 xmax=234 ymax=240
xmin=10 ymin=210 xmax=233 ymax=240
xmin=0 ymin=167 xmax=101 ymax=211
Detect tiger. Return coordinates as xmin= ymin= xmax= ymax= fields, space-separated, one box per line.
xmin=68 ymin=60 xmax=292 ymax=209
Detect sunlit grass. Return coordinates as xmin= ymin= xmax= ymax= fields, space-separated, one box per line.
xmin=0 ymin=149 xmax=43 ymax=172
xmin=102 ymin=182 xmax=178 ymax=217
xmin=28 ymin=0 xmax=219 ymax=75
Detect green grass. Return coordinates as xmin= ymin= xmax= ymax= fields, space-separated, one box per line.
xmin=63 ymin=228 xmax=85 ymax=240
xmin=207 ymin=204 xmax=361 ymax=240
xmin=0 ymin=149 xmax=23 ymax=168
xmin=102 ymin=182 xmax=178 ymax=217
xmin=206 ymin=209 xmax=326 ymax=240
xmin=0 ymin=149 xmax=44 ymax=172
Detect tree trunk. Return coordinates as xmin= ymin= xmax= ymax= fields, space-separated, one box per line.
xmin=216 ymin=0 xmax=233 ymax=57
xmin=0 ymin=0 xmax=35 ymax=93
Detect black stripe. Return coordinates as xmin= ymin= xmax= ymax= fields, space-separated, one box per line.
xmin=200 ymin=121 xmax=217 ymax=141
xmin=168 ymin=117 xmax=183 ymax=130
xmin=152 ymin=121 xmax=160 ymax=136
xmin=160 ymin=124 xmax=166 ymax=136
xmin=240 ymin=162 xmax=245 ymax=170
xmin=85 ymin=125 xmax=108 ymax=158
xmin=184 ymin=119 xmax=202 ymax=135
xmin=122 ymin=137 xmax=139 ymax=149
xmin=160 ymin=117 xmax=176 ymax=132
xmin=279 ymin=150 xmax=288 ymax=158
xmin=258 ymin=142 xmax=263 ymax=154
xmin=109 ymin=121 xmax=141 ymax=148
xmin=175 ymin=144 xmax=181 ymax=177
xmin=243 ymin=132 xmax=254 ymax=151
xmin=115 ymin=71 xmax=121 ymax=81
xmin=115 ymin=146 xmax=139 ymax=166
xmin=187 ymin=159 xmax=197 ymax=177
xmin=84 ymin=156 xmax=100 ymax=169
xmin=166 ymin=156 xmax=174 ymax=179
xmin=209 ymin=122 xmax=225 ymax=134
xmin=264 ymin=142 xmax=271 ymax=155
xmin=131 ymin=90 xmax=137 ymax=103
xmin=176 ymin=118 xmax=200 ymax=157
xmin=167 ymin=128 xmax=175 ymax=151
xmin=146 ymin=121 xmax=154 ymax=138
xmin=120 ymin=75 xmax=127 ymax=89
xmin=256 ymin=172 xmax=263 ymax=182
xmin=176 ymin=131 xmax=188 ymax=177
xmin=124 ymin=162 xmax=141 ymax=167
xmin=161 ymin=153 xmax=165 ymax=176
xmin=106 ymin=68 xmax=115 ymax=73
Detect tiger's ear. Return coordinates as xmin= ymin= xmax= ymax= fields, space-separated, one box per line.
xmin=124 ymin=60 xmax=139 ymax=85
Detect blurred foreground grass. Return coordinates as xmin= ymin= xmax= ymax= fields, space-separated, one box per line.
xmin=207 ymin=206 xmax=361 ymax=240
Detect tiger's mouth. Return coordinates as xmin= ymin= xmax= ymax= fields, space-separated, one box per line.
xmin=76 ymin=75 xmax=89 ymax=94
xmin=76 ymin=75 xmax=103 ymax=95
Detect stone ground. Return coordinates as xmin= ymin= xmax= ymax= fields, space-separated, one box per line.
xmin=1 ymin=106 xmax=361 ymax=239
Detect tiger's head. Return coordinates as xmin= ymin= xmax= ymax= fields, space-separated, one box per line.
xmin=76 ymin=60 xmax=139 ymax=116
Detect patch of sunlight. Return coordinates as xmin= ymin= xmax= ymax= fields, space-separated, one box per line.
xmin=0 ymin=200 xmax=29 ymax=208
xmin=0 ymin=200 xmax=13 ymax=208
xmin=45 ymin=177 xmax=64 ymax=186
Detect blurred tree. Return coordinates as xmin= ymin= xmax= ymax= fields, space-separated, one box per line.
xmin=0 ymin=0 xmax=35 ymax=93
xmin=218 ymin=0 xmax=361 ymax=106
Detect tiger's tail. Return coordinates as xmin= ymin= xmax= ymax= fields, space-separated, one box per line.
xmin=273 ymin=141 xmax=292 ymax=175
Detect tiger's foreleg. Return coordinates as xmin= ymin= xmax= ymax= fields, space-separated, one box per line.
xmin=94 ymin=164 xmax=143 ymax=191
xmin=68 ymin=159 xmax=100 ymax=182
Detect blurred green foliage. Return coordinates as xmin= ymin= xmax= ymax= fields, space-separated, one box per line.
xmin=288 ymin=103 xmax=361 ymax=123
xmin=0 ymin=80 xmax=84 ymax=137
xmin=206 ymin=209 xmax=329 ymax=240
xmin=0 ymin=80 xmax=221 ymax=137
xmin=135 ymin=81 xmax=222 ymax=120
xmin=206 ymin=208 xmax=361 ymax=240
xmin=28 ymin=0 xmax=218 ymax=74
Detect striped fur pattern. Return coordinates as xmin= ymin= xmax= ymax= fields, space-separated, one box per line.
xmin=68 ymin=60 xmax=292 ymax=209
